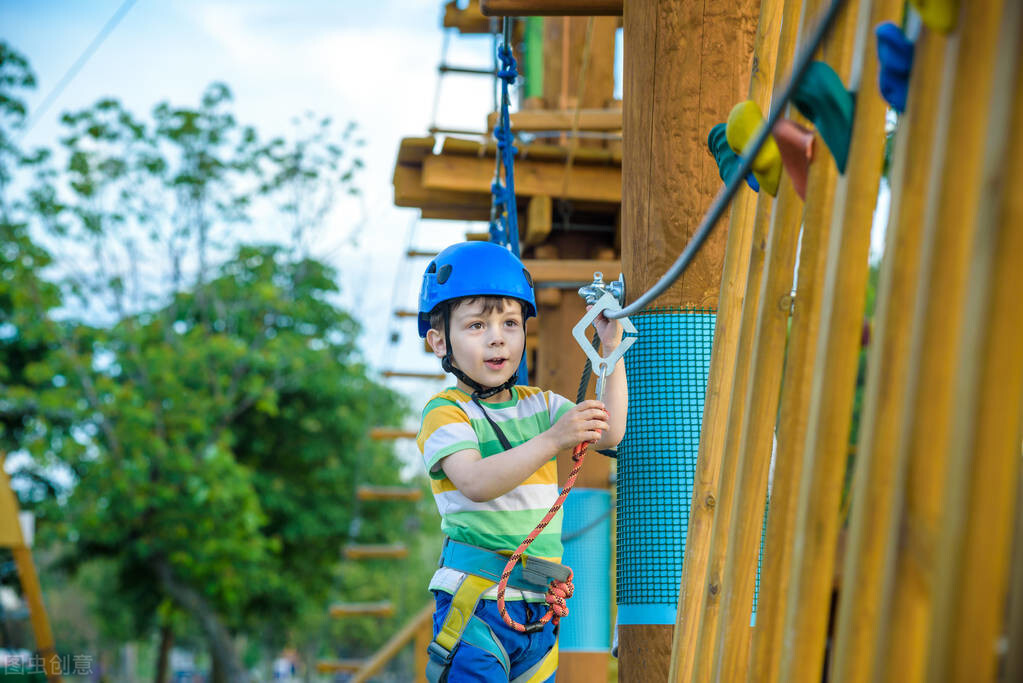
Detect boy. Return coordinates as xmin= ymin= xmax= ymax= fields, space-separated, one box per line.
xmin=416 ymin=241 xmax=628 ymax=683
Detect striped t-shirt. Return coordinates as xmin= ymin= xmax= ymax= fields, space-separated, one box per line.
xmin=418 ymin=385 xmax=574 ymax=599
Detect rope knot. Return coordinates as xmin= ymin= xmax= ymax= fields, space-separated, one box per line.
xmin=546 ymin=576 xmax=575 ymax=624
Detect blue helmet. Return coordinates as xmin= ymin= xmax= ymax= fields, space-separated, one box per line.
xmin=418 ymin=241 xmax=537 ymax=337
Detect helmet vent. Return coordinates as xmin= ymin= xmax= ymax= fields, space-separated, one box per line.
xmin=426 ymin=261 xmax=437 ymax=274
xmin=437 ymin=264 xmax=453 ymax=284
xmin=522 ymin=268 xmax=533 ymax=288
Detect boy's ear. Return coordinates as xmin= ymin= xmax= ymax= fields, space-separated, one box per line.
xmin=425 ymin=329 xmax=446 ymax=358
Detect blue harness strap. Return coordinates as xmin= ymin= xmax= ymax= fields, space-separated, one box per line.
xmin=439 ymin=538 xmax=571 ymax=592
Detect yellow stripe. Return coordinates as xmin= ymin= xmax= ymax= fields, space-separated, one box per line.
xmin=430 ymin=460 xmax=558 ymax=493
xmin=520 ymin=641 xmax=558 ymax=683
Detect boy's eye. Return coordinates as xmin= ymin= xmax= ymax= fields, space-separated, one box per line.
xmin=468 ymin=322 xmax=483 ymax=330
xmin=504 ymin=319 xmax=520 ymax=327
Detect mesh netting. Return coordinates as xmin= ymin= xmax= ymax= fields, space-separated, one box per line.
xmin=616 ymin=308 xmax=716 ymax=623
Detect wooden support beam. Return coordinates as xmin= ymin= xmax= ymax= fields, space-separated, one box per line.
xmin=778 ymin=0 xmax=906 ymax=679
xmin=486 ymin=108 xmax=623 ymax=132
xmin=481 ymin=0 xmax=623 ymax=15
xmin=356 ymin=485 xmax=423 ymax=502
xmin=525 ymin=195 xmax=553 ymax=245
xmin=369 ymin=428 xmax=417 ymax=440
xmin=876 ymin=2 xmax=1012 ymax=680
xmin=925 ymin=15 xmax=1023 ymax=677
xmin=465 ymin=231 xmax=490 ymax=241
xmin=827 ymin=27 xmax=945 ymax=683
xmin=670 ymin=0 xmax=796 ymax=675
xmin=618 ymin=1 xmax=756 ymax=678
xmin=394 ymin=310 xmax=418 ymax=319
xmin=329 ymin=601 xmax=396 ymax=618
xmin=316 ymin=660 xmax=364 ymax=674
xmin=406 ymin=250 xmax=438 ymax=258
xmin=443 ymin=0 xmax=494 ymax=33
xmin=343 ymin=544 xmax=409 ymax=560
xmin=381 ymin=370 xmax=446 ymax=381
xmin=422 ymin=154 xmax=621 ymax=203
xmin=394 ymin=164 xmax=491 ymax=212
xmin=521 ymin=258 xmax=620 ymax=284
xmin=421 ymin=207 xmax=493 ymax=222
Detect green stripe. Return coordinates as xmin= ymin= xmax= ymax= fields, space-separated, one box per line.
xmin=443 ymin=508 xmax=564 ymax=557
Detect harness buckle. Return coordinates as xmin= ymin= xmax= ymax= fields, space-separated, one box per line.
xmin=521 ymin=555 xmax=572 ymax=586
xmin=427 ymin=640 xmax=453 ymax=664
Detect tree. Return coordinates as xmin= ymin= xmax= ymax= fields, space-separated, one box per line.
xmin=1 ymin=42 xmax=420 ymax=682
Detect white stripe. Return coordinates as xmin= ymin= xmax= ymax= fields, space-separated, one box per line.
xmin=451 ymin=391 xmax=551 ymax=424
xmin=433 ymin=483 xmax=559 ymax=515
xmin=424 ymin=423 xmax=477 ymax=458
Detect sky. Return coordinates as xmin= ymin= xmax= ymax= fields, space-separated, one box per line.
xmin=2 ymin=0 xmax=498 ymax=471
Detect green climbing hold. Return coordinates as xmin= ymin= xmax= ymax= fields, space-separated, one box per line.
xmin=726 ymin=100 xmax=781 ymax=196
xmin=792 ymin=61 xmax=854 ymax=173
xmin=707 ymin=123 xmax=760 ymax=192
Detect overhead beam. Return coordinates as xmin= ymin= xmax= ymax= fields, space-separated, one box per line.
xmin=422 ymin=154 xmax=621 ymax=203
xmin=486 ymin=108 xmax=623 ymax=132
xmin=393 ymin=164 xmax=490 ymax=211
xmin=443 ymin=0 xmax=494 ymax=33
xmin=481 ymin=0 xmax=623 ymax=16
xmin=381 ymin=370 xmax=447 ymax=380
xmin=522 ymin=258 xmax=620 ymax=284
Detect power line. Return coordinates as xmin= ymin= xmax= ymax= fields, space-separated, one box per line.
xmin=19 ymin=0 xmax=140 ymax=140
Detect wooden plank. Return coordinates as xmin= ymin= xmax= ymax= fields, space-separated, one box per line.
xmin=440 ymin=136 xmax=620 ymax=165
xmin=420 ymin=206 xmax=493 ymax=222
xmin=827 ymin=26 xmax=947 ymax=683
xmin=369 ymin=428 xmax=417 ymax=440
xmin=669 ymin=0 xmax=797 ymax=677
xmin=356 ymin=485 xmax=423 ymax=502
xmin=620 ymin=0 xmax=757 ymax=677
xmin=874 ymin=2 xmax=1008 ymax=680
xmin=422 ymin=154 xmax=621 ymax=203
xmin=443 ymin=0 xmax=493 ymax=34
xmin=481 ymin=0 xmax=623 ymax=15
xmin=487 ymin=108 xmax=623 ymax=132
xmin=524 ymin=195 xmax=553 ymax=245
xmin=397 ymin=137 xmax=437 ymax=165
xmin=521 ymin=258 xmax=620 ymax=284
xmin=316 ymin=660 xmax=364 ymax=674
xmin=380 ymin=370 xmax=446 ymax=380
xmin=922 ymin=8 xmax=1022 ymax=681
xmin=329 ymin=601 xmax=396 ymax=618
xmin=343 ymin=544 xmax=409 ymax=560
xmin=775 ymin=0 xmax=914 ymax=679
xmin=393 ymin=164 xmax=491 ymax=211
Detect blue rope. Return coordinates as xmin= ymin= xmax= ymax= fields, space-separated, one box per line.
xmin=490 ymin=29 xmax=521 ymax=259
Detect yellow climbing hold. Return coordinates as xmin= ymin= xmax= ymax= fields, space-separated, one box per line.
xmin=725 ymin=100 xmax=782 ymax=196
xmin=909 ymin=0 xmax=959 ymax=33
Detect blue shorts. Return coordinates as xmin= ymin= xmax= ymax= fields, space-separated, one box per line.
xmin=431 ymin=590 xmax=557 ymax=682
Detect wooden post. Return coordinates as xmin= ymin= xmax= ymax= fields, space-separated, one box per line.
xmin=874 ymin=2 xmax=1008 ymax=680
xmin=774 ymin=0 xmax=906 ymax=679
xmin=922 ymin=6 xmax=1023 ymax=681
xmin=827 ymin=27 xmax=946 ymax=683
xmin=667 ymin=0 xmax=795 ymax=678
xmin=0 ymin=458 xmax=62 ymax=682
xmin=620 ymin=0 xmax=756 ymax=679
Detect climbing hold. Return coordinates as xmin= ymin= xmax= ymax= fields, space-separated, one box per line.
xmin=792 ymin=62 xmax=854 ymax=173
xmin=876 ymin=22 xmax=915 ymax=113
xmin=707 ymin=123 xmax=761 ymax=193
xmin=725 ymin=100 xmax=782 ymax=196
xmin=909 ymin=0 xmax=958 ymax=33
xmin=771 ymin=119 xmax=815 ymax=200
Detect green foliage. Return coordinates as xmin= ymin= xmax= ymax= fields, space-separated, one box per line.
xmin=0 ymin=41 xmax=425 ymax=672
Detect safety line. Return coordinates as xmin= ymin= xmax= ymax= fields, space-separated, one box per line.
xmin=606 ymin=0 xmax=847 ymax=320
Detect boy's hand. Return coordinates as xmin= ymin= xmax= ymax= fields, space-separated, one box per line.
xmin=588 ymin=305 xmax=624 ymax=351
xmin=546 ymin=400 xmax=610 ymax=450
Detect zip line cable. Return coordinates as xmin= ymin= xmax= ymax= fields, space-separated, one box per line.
xmin=19 ymin=0 xmax=141 ymax=140
xmin=606 ymin=0 xmax=847 ymax=320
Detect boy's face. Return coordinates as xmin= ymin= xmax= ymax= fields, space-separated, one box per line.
xmin=427 ymin=297 xmax=525 ymax=395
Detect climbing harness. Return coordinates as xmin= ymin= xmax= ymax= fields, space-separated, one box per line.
xmin=492 ymin=276 xmax=636 ymax=634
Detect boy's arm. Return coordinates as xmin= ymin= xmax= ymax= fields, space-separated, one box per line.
xmin=593 ymin=353 xmax=627 ymax=450
xmin=441 ymin=400 xmax=610 ymax=502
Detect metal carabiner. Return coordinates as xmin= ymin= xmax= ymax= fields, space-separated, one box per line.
xmin=571 ymin=291 xmax=637 ymax=403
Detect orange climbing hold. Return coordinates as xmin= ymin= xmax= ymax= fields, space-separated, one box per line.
xmin=772 ymin=119 xmax=815 ymax=199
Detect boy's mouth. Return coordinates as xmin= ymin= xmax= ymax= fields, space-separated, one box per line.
xmin=484 ymin=357 xmax=508 ymax=370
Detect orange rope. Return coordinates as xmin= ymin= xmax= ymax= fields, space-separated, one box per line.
xmin=495 ymin=439 xmax=590 ymax=632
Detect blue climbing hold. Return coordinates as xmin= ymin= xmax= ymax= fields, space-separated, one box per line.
xmin=707 ymin=123 xmax=761 ymax=193
xmin=876 ymin=22 xmax=914 ymax=113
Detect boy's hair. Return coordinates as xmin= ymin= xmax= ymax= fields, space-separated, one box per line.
xmin=428 ymin=296 xmax=527 ymax=334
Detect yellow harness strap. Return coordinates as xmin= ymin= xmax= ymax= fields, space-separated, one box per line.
xmin=434 ymin=574 xmax=493 ymax=654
